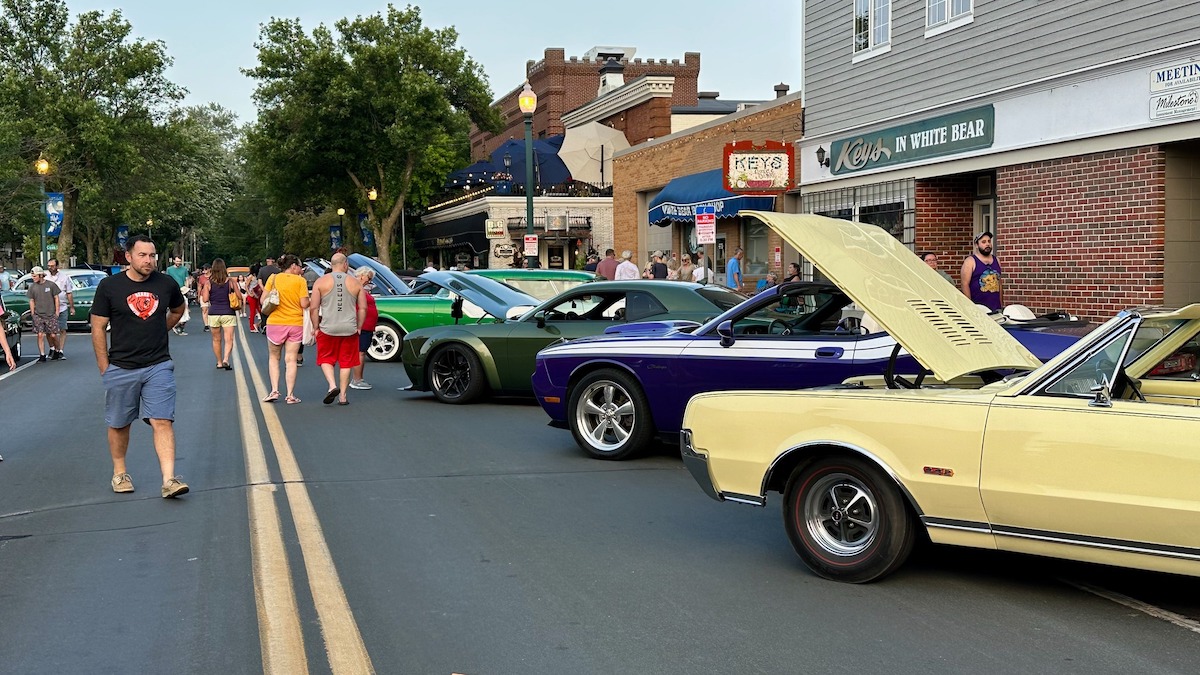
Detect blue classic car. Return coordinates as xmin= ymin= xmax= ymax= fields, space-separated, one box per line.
xmin=532 ymin=280 xmax=1085 ymax=460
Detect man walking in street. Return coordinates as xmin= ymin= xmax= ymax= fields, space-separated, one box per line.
xmin=960 ymin=231 xmax=1003 ymax=311
xmin=166 ymin=256 xmax=192 ymax=335
xmin=615 ymin=250 xmax=640 ymax=280
xmin=0 ymin=262 xmax=13 ymax=291
xmin=26 ymin=266 xmax=59 ymax=363
xmin=596 ymin=249 xmax=619 ymax=280
xmin=257 ymin=257 xmax=280 ymax=284
xmin=726 ymin=247 xmax=744 ymax=292
xmin=308 ymin=253 xmax=366 ymax=406
xmin=90 ymin=235 xmax=189 ymax=498
xmin=44 ymin=259 xmax=73 ymax=359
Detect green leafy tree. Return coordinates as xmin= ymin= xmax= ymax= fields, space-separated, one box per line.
xmin=0 ymin=0 xmax=185 ymax=265
xmin=244 ymin=3 xmax=501 ymax=268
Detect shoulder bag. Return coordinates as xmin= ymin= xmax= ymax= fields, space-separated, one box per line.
xmin=261 ymin=274 xmax=280 ymax=316
xmin=228 ymin=280 xmax=241 ymax=310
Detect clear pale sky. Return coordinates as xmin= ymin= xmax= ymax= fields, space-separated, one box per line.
xmin=68 ymin=0 xmax=802 ymax=123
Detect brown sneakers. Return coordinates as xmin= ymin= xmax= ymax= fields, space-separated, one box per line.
xmin=161 ymin=477 xmax=189 ymax=499
xmin=111 ymin=473 xmax=134 ymax=493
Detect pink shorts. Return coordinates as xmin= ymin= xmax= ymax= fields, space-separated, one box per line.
xmin=266 ymin=324 xmax=303 ymax=345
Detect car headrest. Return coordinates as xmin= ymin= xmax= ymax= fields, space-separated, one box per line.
xmin=1003 ymin=304 xmax=1037 ymax=321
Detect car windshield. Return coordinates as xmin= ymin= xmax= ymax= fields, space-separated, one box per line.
xmin=496 ymin=277 xmax=589 ymax=301
xmin=73 ymin=273 xmax=106 ymax=288
xmin=696 ymin=286 xmax=751 ymax=312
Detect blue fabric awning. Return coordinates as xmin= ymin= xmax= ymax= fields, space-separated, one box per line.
xmin=647 ymin=169 xmax=776 ymax=225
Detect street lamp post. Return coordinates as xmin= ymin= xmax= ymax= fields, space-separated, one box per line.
xmin=35 ymin=158 xmax=49 ymax=266
xmin=519 ymin=83 xmax=539 ymax=269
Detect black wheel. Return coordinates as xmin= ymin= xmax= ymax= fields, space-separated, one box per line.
xmin=12 ymin=335 xmax=20 ymax=360
xmin=782 ymin=455 xmax=915 ymax=583
xmin=20 ymin=311 xmax=32 ymax=331
xmin=568 ymin=369 xmax=654 ymax=460
xmin=428 ymin=343 xmax=486 ymax=404
xmin=368 ymin=322 xmax=404 ymax=362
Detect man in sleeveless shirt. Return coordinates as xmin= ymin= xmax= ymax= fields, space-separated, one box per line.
xmin=308 ymin=253 xmax=366 ymax=405
xmin=960 ymin=231 xmax=1003 ymax=312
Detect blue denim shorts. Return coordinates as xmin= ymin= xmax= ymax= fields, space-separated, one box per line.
xmin=57 ymin=308 xmax=68 ymax=330
xmin=102 ymin=360 xmax=176 ymax=428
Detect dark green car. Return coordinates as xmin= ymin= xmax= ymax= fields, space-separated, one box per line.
xmin=369 ymin=268 xmax=598 ymax=362
xmin=402 ymin=279 xmax=745 ymax=404
xmin=1 ymin=269 xmax=108 ymax=331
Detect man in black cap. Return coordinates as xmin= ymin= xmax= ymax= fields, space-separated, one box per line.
xmin=960 ymin=231 xmax=1003 ymax=311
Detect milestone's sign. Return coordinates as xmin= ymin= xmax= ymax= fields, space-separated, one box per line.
xmin=828 ymin=105 xmax=994 ymax=175
xmin=724 ymin=140 xmax=793 ymax=193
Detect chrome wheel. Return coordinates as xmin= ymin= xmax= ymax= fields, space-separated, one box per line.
xmin=369 ymin=323 xmax=402 ymax=361
xmin=802 ymin=472 xmax=879 ymax=557
xmin=568 ymin=369 xmax=654 ymax=460
xmin=575 ymin=380 xmax=636 ymax=453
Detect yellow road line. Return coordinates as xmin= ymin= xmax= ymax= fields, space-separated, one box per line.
xmin=236 ymin=326 xmax=376 ymax=674
xmin=232 ymin=345 xmax=308 ymax=674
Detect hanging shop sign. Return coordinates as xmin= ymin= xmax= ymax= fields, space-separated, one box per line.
xmin=829 ymin=105 xmax=994 ymax=175
xmin=485 ymin=218 xmax=506 ymax=238
xmin=493 ymin=243 xmax=515 ymax=258
xmin=724 ymin=140 xmax=793 ymax=193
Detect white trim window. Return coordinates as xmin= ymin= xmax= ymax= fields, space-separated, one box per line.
xmin=927 ymin=0 xmax=973 ymax=33
xmin=854 ymin=0 xmax=891 ymax=55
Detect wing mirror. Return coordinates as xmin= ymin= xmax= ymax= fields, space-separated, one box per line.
xmin=536 ymin=311 xmax=546 ymax=329
xmin=1089 ymin=374 xmax=1113 ymax=408
xmin=717 ymin=320 xmax=735 ymax=348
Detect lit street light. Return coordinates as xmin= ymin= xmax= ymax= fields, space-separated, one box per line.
xmin=519 ymin=82 xmax=539 ymax=269
xmin=35 ymin=158 xmax=50 ymax=266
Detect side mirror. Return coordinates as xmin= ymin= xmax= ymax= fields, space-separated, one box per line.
xmin=536 ymin=311 xmax=546 ymax=329
xmin=1089 ymin=374 xmax=1112 ymax=408
xmin=717 ymin=320 xmax=735 ymax=348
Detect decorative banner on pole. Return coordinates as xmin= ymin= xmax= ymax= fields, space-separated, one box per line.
xmin=329 ymin=225 xmax=343 ymax=250
xmin=116 ymin=224 xmax=130 ymax=248
xmin=358 ymin=214 xmax=374 ymax=249
xmin=45 ymin=192 xmax=65 ymax=236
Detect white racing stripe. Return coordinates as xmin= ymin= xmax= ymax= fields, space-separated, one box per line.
xmin=1062 ymin=579 xmax=1200 ymax=635
xmin=236 ymin=326 xmax=376 ymax=674
xmin=0 ymin=356 xmax=38 ymax=382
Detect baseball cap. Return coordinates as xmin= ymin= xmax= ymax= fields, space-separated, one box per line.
xmin=30 ymin=265 xmax=45 ymax=276
xmin=974 ymin=231 xmax=994 ymax=243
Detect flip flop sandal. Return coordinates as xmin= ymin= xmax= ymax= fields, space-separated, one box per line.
xmin=337 ymin=399 xmax=349 ymax=406
xmin=263 ymin=391 xmax=280 ymax=403
xmin=323 ymin=388 xmax=340 ymax=405
xmin=286 ymin=396 xmax=302 ymax=404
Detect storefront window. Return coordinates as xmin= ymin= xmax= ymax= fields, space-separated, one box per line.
xmin=744 ymin=220 xmax=769 ymax=275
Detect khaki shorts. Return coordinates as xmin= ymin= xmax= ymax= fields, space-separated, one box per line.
xmin=208 ymin=315 xmax=238 ymax=328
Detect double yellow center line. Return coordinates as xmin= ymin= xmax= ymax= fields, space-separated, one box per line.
xmin=233 ymin=327 xmax=375 ymax=674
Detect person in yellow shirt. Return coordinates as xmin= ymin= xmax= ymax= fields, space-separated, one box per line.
xmin=262 ymin=255 xmax=310 ymax=404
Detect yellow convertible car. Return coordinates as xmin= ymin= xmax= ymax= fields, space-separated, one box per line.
xmin=682 ymin=212 xmax=1200 ymax=583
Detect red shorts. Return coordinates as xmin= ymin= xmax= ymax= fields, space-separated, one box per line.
xmin=315 ymin=331 xmax=361 ymax=368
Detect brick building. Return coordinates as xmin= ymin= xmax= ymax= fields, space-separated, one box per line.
xmin=469 ymin=47 xmax=700 ymax=161
xmin=612 ymin=90 xmax=804 ymax=288
xmin=794 ymin=0 xmax=1200 ymax=320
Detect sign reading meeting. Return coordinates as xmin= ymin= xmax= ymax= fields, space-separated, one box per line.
xmin=829 ymin=105 xmax=994 ymax=175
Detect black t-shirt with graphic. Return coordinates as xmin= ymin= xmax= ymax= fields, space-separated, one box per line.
xmin=90 ymin=271 xmax=185 ymax=369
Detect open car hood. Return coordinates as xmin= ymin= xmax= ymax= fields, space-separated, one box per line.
xmin=748 ymin=212 xmax=1042 ymax=381
xmin=420 ymin=271 xmax=538 ymax=320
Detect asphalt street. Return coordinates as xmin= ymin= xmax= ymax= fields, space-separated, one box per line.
xmin=1 ymin=324 xmax=1198 ymax=674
